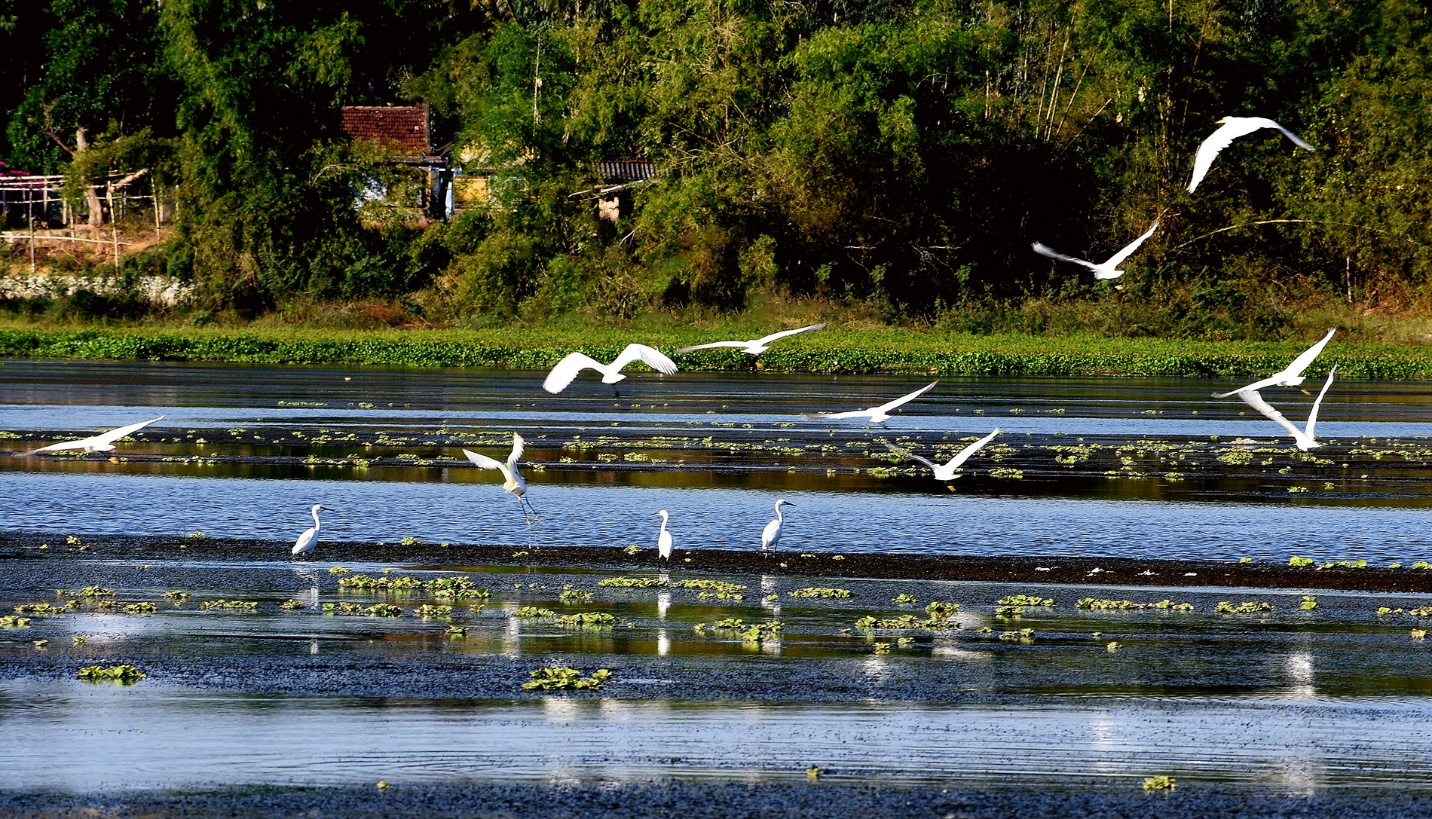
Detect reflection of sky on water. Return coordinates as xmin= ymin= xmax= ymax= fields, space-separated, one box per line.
xmin=1 ymin=471 xmax=1429 ymax=562
xmin=5 ymin=683 xmax=1432 ymax=791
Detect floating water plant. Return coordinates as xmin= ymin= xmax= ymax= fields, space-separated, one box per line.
xmin=400 ymin=536 xmax=420 ymax=546
xmin=999 ymin=628 xmax=1036 ymax=643
xmin=872 ymin=642 xmax=892 ymax=654
xmin=994 ymin=606 xmax=1024 ymax=618
xmin=281 ymin=599 xmax=306 ymax=610
xmin=1317 ymin=560 xmax=1367 ymax=570
xmin=414 ymin=605 xmax=453 ymax=619
xmin=72 ymin=635 xmax=87 ymax=646
xmin=1378 ymin=606 xmax=1432 ymax=617
xmin=338 ymin=574 xmax=423 ymax=592
xmin=892 ymin=594 xmax=918 ymax=605
xmin=123 ymin=602 xmax=157 ymax=614
xmin=623 ymin=545 xmax=642 ymax=555
xmin=513 ymin=607 xmax=556 ymax=618
xmin=1106 ymin=641 xmax=1121 ymax=652
xmin=998 ymin=594 xmax=1055 ymax=607
xmin=200 ymin=599 xmax=259 ymax=611
xmin=671 ymin=579 xmax=745 ymax=600
xmin=559 ymin=585 xmax=594 ymax=604
xmin=553 ymin=612 xmax=616 ymax=629
xmin=1143 ymin=776 xmax=1176 ymax=791
xmin=329 ymin=566 xmax=352 ymax=574
xmin=447 ymin=626 xmax=468 ymax=638
xmin=1 ymin=616 xmax=30 ymax=628
xmin=1077 ymin=598 xmax=1195 ymax=612
xmin=162 ymin=591 xmax=190 ymax=603
xmin=367 ymin=604 xmax=403 ymax=617
xmin=14 ymin=603 xmax=67 ymax=616
xmin=425 ymin=577 xmax=490 ymax=600
xmin=77 ymin=587 xmax=115 ymax=598
xmin=1288 ymin=556 xmax=1315 ymax=568
xmin=1216 ymin=601 xmax=1275 ymax=614
xmin=523 ymin=667 xmax=612 ymax=691
xmin=790 ymin=587 xmax=851 ymax=599
xmin=599 ymin=577 xmax=668 ymax=588
xmin=77 ymin=665 xmax=145 ymax=683
xmin=1299 ymin=596 xmax=1318 ymax=610
xmin=186 ymin=531 xmax=205 ymax=539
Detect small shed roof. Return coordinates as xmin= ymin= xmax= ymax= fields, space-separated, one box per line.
xmin=341 ymin=105 xmax=430 ymax=156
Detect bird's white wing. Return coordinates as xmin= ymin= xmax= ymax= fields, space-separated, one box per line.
xmin=1212 ymin=374 xmax=1279 ymax=399
xmin=1304 ymin=367 xmax=1337 ymax=439
xmin=612 ymin=343 xmax=679 ymax=375
xmin=675 ymin=340 xmax=751 ymax=353
xmin=1103 ymin=221 xmax=1160 ymax=268
xmin=463 ymin=448 xmax=512 ymax=480
xmin=543 ymin=352 xmax=605 ymax=393
xmin=885 ymin=442 xmax=938 ymax=471
xmin=807 ymin=409 xmax=873 ymax=420
xmin=873 ymin=381 xmax=940 ymax=414
xmin=1277 ymin=328 xmax=1336 ymax=379
xmin=508 ymin=434 xmax=525 ymax=467
xmin=944 ymin=428 xmax=1002 ymax=470
xmin=1188 ymin=120 xmax=1248 ymax=192
xmin=28 ymin=439 xmax=92 ymax=454
xmin=1235 ymin=389 xmax=1303 ymax=441
xmin=1249 ymin=116 xmax=1314 ymax=151
xmin=1032 ymin=242 xmax=1098 ymax=271
xmin=754 ymin=323 xmax=827 ymax=346
xmin=92 ymin=415 xmax=166 ymax=447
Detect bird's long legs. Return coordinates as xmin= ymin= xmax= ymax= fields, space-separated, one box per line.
xmin=517 ymin=495 xmax=543 ymax=525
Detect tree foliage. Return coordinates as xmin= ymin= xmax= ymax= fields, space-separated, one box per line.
xmin=3 ymin=0 xmax=1431 ymax=335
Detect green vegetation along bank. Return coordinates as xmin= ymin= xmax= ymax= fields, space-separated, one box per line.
xmin=2 ymin=325 xmax=1429 ymax=380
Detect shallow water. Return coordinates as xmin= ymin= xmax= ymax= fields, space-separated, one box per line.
xmin=5 ymin=559 xmax=1432 ymax=792
xmin=2 ymin=360 xmax=1432 ymax=562
xmin=6 ymin=359 xmax=1432 ymax=797
xmin=8 ymin=685 xmax=1432 ymax=791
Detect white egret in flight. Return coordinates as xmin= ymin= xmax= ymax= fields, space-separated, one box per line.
xmin=761 ymin=499 xmax=795 ymax=554
xmin=1212 ymin=329 xmax=1335 ymax=398
xmin=801 ymin=381 xmax=939 ymax=425
xmin=291 ymin=504 xmax=331 ymax=556
xmin=1234 ymin=368 xmax=1336 ymax=451
xmin=655 ymin=510 xmax=673 ymax=561
xmin=542 ymin=344 xmax=678 ymax=394
xmin=463 ymin=433 xmax=540 ymax=524
xmin=676 ymin=323 xmax=827 ymax=355
xmin=26 ymin=415 xmax=165 ymax=455
xmin=1032 ymin=221 xmax=1159 ymax=280
xmin=1187 ymin=116 xmax=1314 ymax=193
xmin=886 ymin=428 xmax=1002 ymax=481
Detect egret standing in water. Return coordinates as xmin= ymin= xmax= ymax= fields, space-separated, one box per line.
xmin=655 ymin=510 xmax=673 ymax=561
xmin=291 ymin=504 xmax=330 ymax=557
xmin=463 ymin=433 xmax=540 ymax=524
xmin=25 ymin=415 xmax=165 ymax=456
xmin=761 ymin=499 xmax=795 ymax=554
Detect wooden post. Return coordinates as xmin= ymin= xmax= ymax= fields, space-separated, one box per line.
xmin=29 ymin=213 xmax=36 ymax=274
xmin=113 ymin=225 xmax=121 ymax=272
xmin=152 ymin=186 xmax=161 ymax=239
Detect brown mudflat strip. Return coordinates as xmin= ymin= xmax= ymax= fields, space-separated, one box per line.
xmin=5 ymin=532 xmax=1428 ymax=594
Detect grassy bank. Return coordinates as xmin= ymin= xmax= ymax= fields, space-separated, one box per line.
xmin=1 ymin=323 xmax=1430 ymax=379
